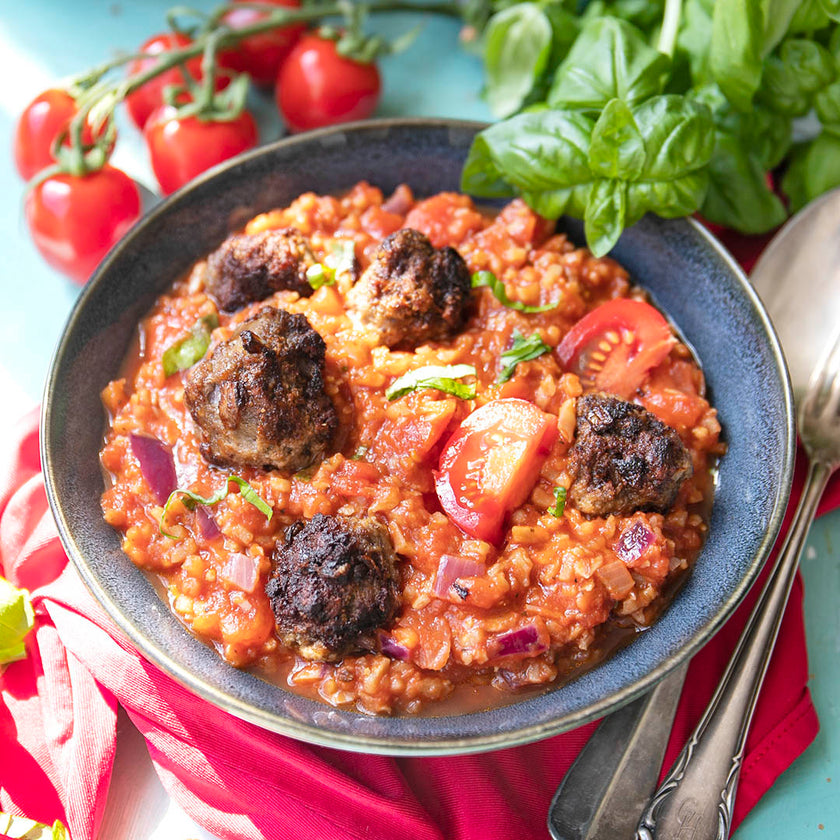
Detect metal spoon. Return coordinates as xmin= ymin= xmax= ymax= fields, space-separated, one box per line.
xmin=635 ymin=188 xmax=840 ymax=839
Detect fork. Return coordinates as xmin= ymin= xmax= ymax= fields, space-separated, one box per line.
xmin=635 ymin=328 xmax=840 ymax=840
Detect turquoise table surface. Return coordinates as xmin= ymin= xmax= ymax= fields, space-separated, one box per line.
xmin=1 ymin=3 xmax=837 ymax=838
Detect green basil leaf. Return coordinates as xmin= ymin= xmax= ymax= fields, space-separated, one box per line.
xmin=0 ymin=812 xmax=68 ymax=839
xmin=548 ymin=18 xmax=670 ymax=111
xmin=461 ymin=134 xmax=518 ymax=198
xmin=162 ymin=313 xmax=219 ymax=377
xmin=471 ymin=270 xmax=559 ymax=312
xmin=306 ymin=263 xmax=336 ymax=290
xmin=548 ymin=486 xmax=567 ymax=517
xmin=760 ymin=0 xmax=803 ymax=55
xmin=625 ymin=95 xmax=715 ymax=224
xmin=328 ymin=239 xmax=357 ymax=281
xmin=819 ymin=0 xmax=840 ymax=22
xmin=710 ymin=0 xmax=763 ymax=112
xmin=522 ymin=185 xmax=591 ymax=219
xmin=757 ymin=40 xmax=836 ymax=117
xmin=789 ymin=0 xmax=831 ymax=32
xmin=497 ymin=330 xmax=551 ymax=383
xmin=588 ymin=98 xmax=646 ymax=180
xmin=584 ymin=178 xmax=627 ymax=257
xmin=0 ymin=577 xmax=35 ymax=666
xmin=161 ymin=475 xmax=272 ymax=538
xmin=677 ymin=0 xmax=714 ymax=84
xmin=467 ymin=110 xmax=595 ymax=195
xmin=815 ymin=80 xmax=840 ymax=129
xmin=700 ymin=131 xmax=787 ymax=233
xmin=483 ymin=3 xmax=553 ymax=118
xmin=782 ymin=133 xmax=840 ymax=213
xmin=385 ymin=364 xmax=477 ymax=401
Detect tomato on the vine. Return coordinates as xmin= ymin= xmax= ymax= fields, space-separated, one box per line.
xmin=126 ymin=32 xmax=226 ymax=129
xmin=435 ymin=399 xmax=558 ymax=544
xmin=218 ymin=0 xmax=305 ymax=87
xmin=144 ymin=105 xmax=258 ymax=194
xmin=276 ymin=34 xmax=381 ymax=132
xmin=556 ymin=298 xmax=675 ymax=399
xmin=25 ymin=165 xmax=141 ymax=284
xmin=14 ymin=89 xmax=109 ymax=181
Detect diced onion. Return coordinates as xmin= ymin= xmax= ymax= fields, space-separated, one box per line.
xmin=615 ymin=521 xmax=655 ymax=564
xmin=488 ymin=623 xmax=547 ymax=659
xmin=129 ymin=434 xmax=176 ymax=505
xmin=596 ymin=560 xmax=636 ymax=599
xmin=196 ymin=506 xmax=221 ymax=540
xmin=221 ymin=553 xmax=259 ymax=593
xmin=433 ymin=554 xmax=485 ymax=598
xmin=379 ymin=633 xmax=410 ymax=661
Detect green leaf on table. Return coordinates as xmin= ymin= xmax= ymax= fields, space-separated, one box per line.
xmin=700 ymin=132 xmax=787 ymax=233
xmin=162 ymin=313 xmax=219 ymax=377
xmin=584 ymin=178 xmax=627 ymax=257
xmin=462 ymin=109 xmax=595 ymax=198
xmin=757 ymin=39 xmax=836 ymax=117
xmin=0 ymin=813 xmax=68 ymax=839
xmin=624 ymin=95 xmax=715 ymax=227
xmin=483 ymin=3 xmax=553 ymax=118
xmin=782 ymin=133 xmax=840 ymax=212
xmin=0 ymin=576 xmax=35 ymax=666
xmin=548 ymin=17 xmax=670 ymax=112
xmin=709 ymin=0 xmax=763 ymax=112
xmin=497 ymin=330 xmax=551 ymax=383
xmin=588 ymin=99 xmax=646 ymax=180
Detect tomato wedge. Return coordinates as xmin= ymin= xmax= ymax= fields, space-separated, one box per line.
xmin=556 ymin=299 xmax=674 ymax=399
xmin=435 ymin=399 xmax=558 ymax=544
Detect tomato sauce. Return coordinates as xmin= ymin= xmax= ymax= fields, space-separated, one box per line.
xmin=100 ymin=183 xmax=723 ymax=715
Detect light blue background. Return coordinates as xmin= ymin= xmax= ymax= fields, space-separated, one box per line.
xmin=0 ymin=3 xmax=836 ymax=837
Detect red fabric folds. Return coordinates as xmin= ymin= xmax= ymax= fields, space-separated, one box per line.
xmin=2 ymin=401 xmax=837 ymax=838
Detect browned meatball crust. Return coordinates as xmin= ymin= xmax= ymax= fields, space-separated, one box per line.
xmin=185 ymin=307 xmax=337 ymax=472
xmin=266 ymin=514 xmax=401 ymax=661
xmin=346 ymin=228 xmax=471 ymax=348
xmin=205 ymin=228 xmax=316 ymax=311
xmin=567 ymin=393 xmax=693 ymax=517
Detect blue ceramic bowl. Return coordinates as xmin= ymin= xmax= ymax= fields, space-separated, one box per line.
xmin=42 ymin=119 xmax=794 ymax=755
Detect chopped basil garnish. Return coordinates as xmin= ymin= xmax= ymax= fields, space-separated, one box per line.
xmin=160 ymin=475 xmax=272 ymax=539
xmin=351 ymin=444 xmax=370 ymax=461
xmin=548 ymin=486 xmax=567 ymax=517
xmin=471 ymin=270 xmax=558 ymax=313
xmin=162 ymin=313 xmax=219 ymax=377
xmin=306 ymin=263 xmax=336 ymax=289
xmin=386 ymin=364 xmax=477 ymax=401
xmin=497 ymin=330 xmax=551 ymax=383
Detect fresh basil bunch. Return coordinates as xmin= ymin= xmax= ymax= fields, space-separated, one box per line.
xmin=461 ymin=0 xmax=840 ymax=255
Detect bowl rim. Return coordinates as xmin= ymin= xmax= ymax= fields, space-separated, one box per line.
xmin=41 ymin=116 xmax=796 ymax=755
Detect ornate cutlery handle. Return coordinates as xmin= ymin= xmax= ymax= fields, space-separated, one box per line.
xmin=636 ymin=461 xmax=831 ymax=840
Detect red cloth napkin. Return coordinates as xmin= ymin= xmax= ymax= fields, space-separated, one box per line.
xmin=0 ymin=216 xmax=837 ymax=840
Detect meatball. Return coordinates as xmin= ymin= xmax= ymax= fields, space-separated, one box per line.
xmin=185 ymin=307 xmax=337 ymax=472
xmin=266 ymin=514 xmax=401 ymax=661
xmin=346 ymin=227 xmax=471 ymax=348
xmin=567 ymin=394 xmax=693 ymax=517
xmin=205 ymin=228 xmax=316 ymax=311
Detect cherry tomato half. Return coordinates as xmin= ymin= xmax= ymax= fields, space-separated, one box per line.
xmin=126 ymin=32 xmax=226 ymax=129
xmin=14 ymin=89 xmax=109 ymax=181
xmin=218 ymin=0 xmax=305 ymax=87
xmin=144 ymin=105 xmax=258 ymax=194
xmin=25 ymin=165 xmax=141 ymax=284
xmin=435 ymin=399 xmax=558 ymax=545
xmin=556 ymin=299 xmax=675 ymax=399
xmin=276 ymin=34 xmax=381 ymax=133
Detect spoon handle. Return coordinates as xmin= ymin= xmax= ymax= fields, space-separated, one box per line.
xmin=636 ymin=460 xmax=832 ymax=840
xmin=547 ymin=660 xmax=689 ymax=840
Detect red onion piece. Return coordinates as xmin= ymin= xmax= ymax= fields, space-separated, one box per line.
xmin=488 ymin=623 xmax=547 ymax=659
xmin=382 ymin=184 xmax=412 ymax=215
xmin=221 ymin=552 xmax=259 ymax=593
xmin=379 ymin=632 xmax=410 ymax=661
xmin=196 ymin=506 xmax=222 ymax=540
xmin=615 ymin=521 xmax=655 ymax=564
xmin=433 ymin=554 xmax=485 ymax=598
xmin=129 ymin=434 xmax=176 ymax=505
